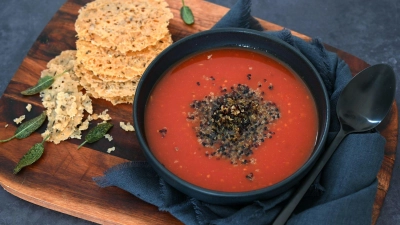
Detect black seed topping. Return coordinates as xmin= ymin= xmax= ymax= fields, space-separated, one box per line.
xmin=246 ymin=173 xmax=254 ymax=181
xmin=247 ymin=74 xmax=252 ymax=80
xmin=158 ymin=128 xmax=167 ymax=138
xmin=268 ymin=84 xmax=273 ymax=90
xmin=196 ymin=82 xmax=200 ymax=86
xmin=187 ymin=84 xmax=280 ymax=164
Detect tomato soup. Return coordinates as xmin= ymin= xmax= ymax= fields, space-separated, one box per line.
xmin=144 ymin=48 xmax=318 ymax=192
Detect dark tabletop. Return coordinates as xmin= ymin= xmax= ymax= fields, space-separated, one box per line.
xmin=0 ymin=0 xmax=399 ymax=224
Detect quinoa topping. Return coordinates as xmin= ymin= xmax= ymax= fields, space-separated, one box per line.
xmin=187 ymin=83 xmax=280 ymax=165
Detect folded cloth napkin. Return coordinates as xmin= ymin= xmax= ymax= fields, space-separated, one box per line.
xmin=94 ymin=0 xmax=386 ymax=224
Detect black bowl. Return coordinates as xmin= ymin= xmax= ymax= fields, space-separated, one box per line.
xmin=133 ymin=28 xmax=330 ymax=205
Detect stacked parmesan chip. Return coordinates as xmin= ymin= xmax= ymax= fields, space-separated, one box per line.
xmin=40 ymin=50 xmax=93 ymax=144
xmin=74 ymin=0 xmax=173 ymax=105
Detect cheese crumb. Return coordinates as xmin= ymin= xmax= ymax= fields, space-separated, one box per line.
xmin=120 ymin=122 xmax=135 ymax=132
xmin=26 ymin=104 xmax=32 ymax=112
xmin=13 ymin=115 xmax=26 ymax=124
xmin=104 ymin=134 xmax=113 ymax=141
xmin=107 ymin=147 xmax=115 ymax=153
xmin=98 ymin=109 xmax=111 ymax=121
xmin=5 ymin=124 xmax=8 ymax=128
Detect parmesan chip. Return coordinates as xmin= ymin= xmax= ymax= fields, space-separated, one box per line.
xmin=75 ymin=34 xmax=172 ymax=80
xmin=40 ymin=51 xmax=93 ymax=144
xmin=75 ymin=0 xmax=173 ymax=53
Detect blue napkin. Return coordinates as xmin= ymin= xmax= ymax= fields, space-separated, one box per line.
xmin=94 ymin=0 xmax=386 ymax=224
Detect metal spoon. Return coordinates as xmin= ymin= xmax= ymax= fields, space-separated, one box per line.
xmin=273 ymin=64 xmax=396 ymax=225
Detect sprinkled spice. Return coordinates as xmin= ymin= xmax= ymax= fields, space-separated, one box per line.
xmin=158 ymin=127 xmax=167 ymax=137
xmin=188 ymin=84 xmax=280 ymax=165
xmin=247 ymin=74 xmax=252 ymax=80
xmin=246 ymin=172 xmax=254 ymax=181
xmin=268 ymin=83 xmax=274 ymax=90
xmin=196 ymin=82 xmax=200 ymax=86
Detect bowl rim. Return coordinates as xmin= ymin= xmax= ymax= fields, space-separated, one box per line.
xmin=133 ymin=28 xmax=330 ymax=203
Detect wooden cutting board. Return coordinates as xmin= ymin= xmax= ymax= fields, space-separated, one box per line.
xmin=0 ymin=0 xmax=397 ymax=224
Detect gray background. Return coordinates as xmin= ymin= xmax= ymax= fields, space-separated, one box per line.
xmin=0 ymin=0 xmax=399 ymax=224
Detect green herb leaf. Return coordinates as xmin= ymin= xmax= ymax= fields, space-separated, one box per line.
xmin=180 ymin=0 xmax=194 ymax=25
xmin=13 ymin=136 xmax=49 ymax=174
xmin=77 ymin=122 xmax=113 ymax=149
xmin=0 ymin=112 xmax=47 ymax=143
xmin=21 ymin=70 xmax=67 ymax=95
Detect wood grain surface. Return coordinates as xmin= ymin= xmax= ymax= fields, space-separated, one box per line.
xmin=0 ymin=0 xmax=397 ymax=224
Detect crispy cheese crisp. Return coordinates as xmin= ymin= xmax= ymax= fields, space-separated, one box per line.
xmin=75 ymin=33 xmax=172 ymax=81
xmin=74 ymin=0 xmax=173 ymax=105
xmin=75 ymin=0 xmax=173 ymax=53
xmin=40 ymin=51 xmax=93 ymax=144
xmin=74 ymin=63 xmax=135 ymax=105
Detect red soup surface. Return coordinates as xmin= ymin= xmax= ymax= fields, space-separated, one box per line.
xmin=144 ymin=48 xmax=318 ymax=192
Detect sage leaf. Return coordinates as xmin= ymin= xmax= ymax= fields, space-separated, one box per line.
xmin=180 ymin=0 xmax=194 ymax=25
xmin=13 ymin=136 xmax=49 ymax=174
xmin=21 ymin=70 xmax=67 ymax=95
xmin=77 ymin=122 xmax=113 ymax=149
xmin=0 ymin=112 xmax=47 ymax=143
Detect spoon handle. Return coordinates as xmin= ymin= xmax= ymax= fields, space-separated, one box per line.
xmin=272 ymin=128 xmax=348 ymax=225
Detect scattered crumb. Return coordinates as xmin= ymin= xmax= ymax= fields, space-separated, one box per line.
xmin=107 ymin=147 xmax=115 ymax=153
xmin=5 ymin=124 xmax=8 ymax=128
xmin=26 ymin=104 xmax=32 ymax=112
xmin=104 ymin=134 xmax=113 ymax=141
xmin=207 ymin=54 xmax=212 ymax=59
xmin=98 ymin=109 xmax=112 ymax=121
xmin=13 ymin=115 xmax=26 ymax=124
xmin=88 ymin=109 xmax=111 ymax=122
xmin=120 ymin=122 xmax=135 ymax=131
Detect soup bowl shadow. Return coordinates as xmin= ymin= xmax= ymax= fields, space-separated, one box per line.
xmin=133 ymin=28 xmax=330 ymax=205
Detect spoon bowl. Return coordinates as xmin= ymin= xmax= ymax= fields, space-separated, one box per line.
xmin=338 ymin=64 xmax=396 ymax=133
xmin=273 ymin=63 xmax=396 ymax=225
